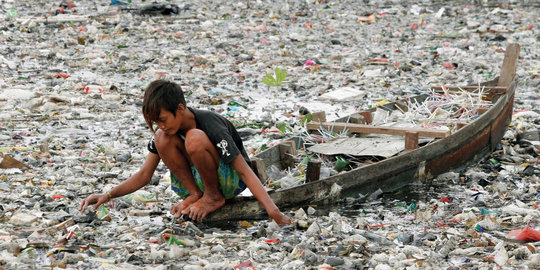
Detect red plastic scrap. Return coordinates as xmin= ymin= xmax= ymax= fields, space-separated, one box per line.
xmin=367 ymin=58 xmax=388 ymax=63
xmin=234 ymin=260 xmax=255 ymax=270
xmin=53 ymin=73 xmax=70 ymax=79
xmin=358 ymin=14 xmax=376 ymax=23
xmin=48 ymin=8 xmax=66 ymax=14
xmin=440 ymin=196 xmax=451 ymax=203
xmin=449 ymin=217 xmax=461 ymax=224
xmin=507 ymin=226 xmax=540 ymax=242
xmin=66 ymin=231 xmax=76 ymax=240
xmin=367 ymin=224 xmax=389 ymax=229
xmin=442 ymin=62 xmax=455 ymax=69
xmin=305 ymin=60 xmax=315 ymax=66
xmin=264 ymin=239 xmax=281 ymax=244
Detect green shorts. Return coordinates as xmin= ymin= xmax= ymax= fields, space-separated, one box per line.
xmin=170 ymin=159 xmax=246 ymax=199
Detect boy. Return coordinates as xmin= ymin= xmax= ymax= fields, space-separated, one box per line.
xmin=80 ymin=80 xmax=291 ymax=225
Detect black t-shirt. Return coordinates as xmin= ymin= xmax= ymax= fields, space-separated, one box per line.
xmin=147 ymin=107 xmax=250 ymax=165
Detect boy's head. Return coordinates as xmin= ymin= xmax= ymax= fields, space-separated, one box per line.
xmin=142 ymin=79 xmax=186 ymax=133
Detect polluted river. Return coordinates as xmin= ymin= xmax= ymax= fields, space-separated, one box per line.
xmin=0 ymin=0 xmax=539 ymax=269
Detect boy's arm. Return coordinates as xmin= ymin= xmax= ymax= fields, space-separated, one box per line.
xmin=231 ymin=155 xmax=291 ymax=225
xmin=79 ymin=153 xmax=161 ymax=212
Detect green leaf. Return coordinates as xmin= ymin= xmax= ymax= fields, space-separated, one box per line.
xmin=262 ymin=78 xmax=275 ymax=86
xmin=266 ymin=74 xmax=277 ymax=84
xmin=278 ymin=122 xmax=287 ymax=133
xmin=275 ymin=67 xmax=287 ymax=83
xmin=262 ymin=67 xmax=287 ymax=87
xmin=274 ymin=67 xmax=281 ymax=78
xmin=299 ymin=113 xmax=313 ymax=125
xmin=277 ymin=122 xmax=292 ymax=134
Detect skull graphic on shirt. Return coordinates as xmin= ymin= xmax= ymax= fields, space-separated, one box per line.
xmin=217 ymin=139 xmax=230 ymax=156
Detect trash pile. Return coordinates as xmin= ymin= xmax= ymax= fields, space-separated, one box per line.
xmin=403 ymin=86 xmax=492 ymax=131
xmin=0 ymin=0 xmax=539 ymax=269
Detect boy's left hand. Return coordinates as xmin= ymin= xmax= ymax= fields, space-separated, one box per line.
xmin=79 ymin=193 xmax=109 ymax=212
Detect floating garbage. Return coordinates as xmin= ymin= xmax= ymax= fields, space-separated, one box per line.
xmin=0 ymin=0 xmax=539 ymax=269
xmin=135 ymin=3 xmax=184 ymax=16
xmin=507 ymin=226 xmax=540 ymax=242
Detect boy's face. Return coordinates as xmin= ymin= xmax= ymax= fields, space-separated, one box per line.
xmin=155 ymin=105 xmax=183 ymax=135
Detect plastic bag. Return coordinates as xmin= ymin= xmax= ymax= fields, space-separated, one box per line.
xmin=506 ymin=226 xmax=540 ymax=242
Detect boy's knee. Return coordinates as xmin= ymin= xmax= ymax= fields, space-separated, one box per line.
xmin=154 ymin=129 xmax=175 ymax=150
xmin=185 ymin=129 xmax=210 ymax=155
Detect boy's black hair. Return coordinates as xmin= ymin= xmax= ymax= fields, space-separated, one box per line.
xmin=142 ymin=79 xmax=186 ymax=133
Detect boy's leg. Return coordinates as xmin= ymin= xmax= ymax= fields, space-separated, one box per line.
xmin=153 ymin=129 xmax=202 ymax=216
xmin=183 ymin=129 xmax=225 ymax=221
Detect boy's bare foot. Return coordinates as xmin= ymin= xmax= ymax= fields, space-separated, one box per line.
xmin=171 ymin=194 xmax=201 ymax=218
xmin=183 ymin=193 xmax=225 ymax=221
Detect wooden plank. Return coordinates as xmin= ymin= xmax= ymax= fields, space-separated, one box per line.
xmin=395 ymin=100 xmax=408 ymax=113
xmin=0 ymin=155 xmax=31 ymax=169
xmin=349 ymin=113 xmax=365 ymax=124
xmin=249 ymin=157 xmax=267 ymax=184
xmin=477 ymin=107 xmax=489 ymax=115
xmin=279 ymin=143 xmax=295 ymax=169
xmin=457 ymin=122 xmax=468 ymax=130
xmin=405 ymin=131 xmax=419 ymax=150
xmin=497 ymin=43 xmax=520 ymax=87
xmin=306 ymin=122 xmax=450 ymax=138
xmin=282 ymin=140 xmax=297 ymax=156
xmin=306 ymin=160 xmax=321 ymax=183
xmin=359 ymin=111 xmax=372 ymax=124
xmin=312 ymin=111 xmax=326 ymax=122
xmin=46 ymin=218 xmax=75 ymax=235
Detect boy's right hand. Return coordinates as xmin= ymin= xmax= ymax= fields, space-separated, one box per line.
xmin=79 ymin=194 xmax=109 ymax=212
xmin=270 ymin=210 xmax=291 ymax=226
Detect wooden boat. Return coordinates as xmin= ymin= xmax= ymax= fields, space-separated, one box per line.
xmin=205 ymin=43 xmax=520 ymax=223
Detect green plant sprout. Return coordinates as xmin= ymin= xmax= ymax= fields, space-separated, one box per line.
xmin=262 ymin=67 xmax=287 ymax=87
xmin=299 ymin=113 xmax=313 ymax=125
xmin=277 ymin=122 xmax=293 ymax=134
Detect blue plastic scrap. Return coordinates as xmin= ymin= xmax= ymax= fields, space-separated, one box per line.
xmin=110 ymin=0 xmax=129 ymax=5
